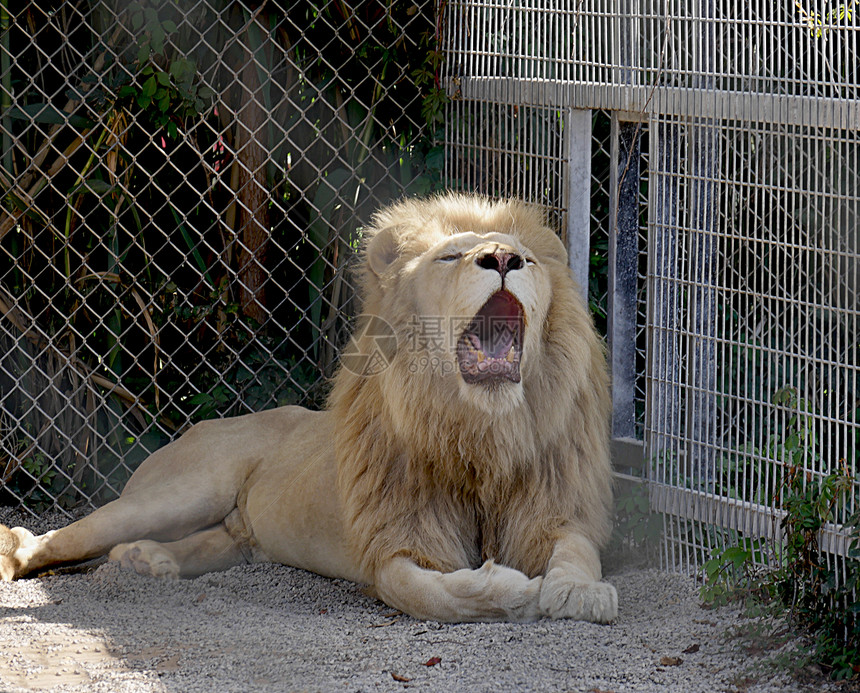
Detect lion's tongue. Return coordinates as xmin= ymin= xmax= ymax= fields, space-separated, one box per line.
xmin=472 ymin=291 xmax=520 ymax=358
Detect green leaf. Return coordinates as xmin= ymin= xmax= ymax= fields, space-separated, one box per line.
xmin=141 ymin=75 xmax=158 ymax=98
xmin=136 ymin=41 xmax=151 ymax=64
xmin=187 ymin=392 xmax=214 ymax=406
xmin=86 ymin=179 xmax=112 ymax=194
xmin=171 ymin=208 xmax=214 ymax=289
xmin=703 ymin=558 xmax=721 ymax=581
xmin=156 ymin=70 xmax=170 ymax=86
xmin=151 ymin=25 xmax=165 ymax=54
xmin=69 ymin=178 xmax=112 ymax=197
xmin=425 ymin=146 xmax=444 ymax=170
xmin=169 ymin=58 xmax=196 ymax=84
xmin=161 ymin=19 xmax=178 ymax=33
xmin=7 ymin=104 xmax=94 ymax=129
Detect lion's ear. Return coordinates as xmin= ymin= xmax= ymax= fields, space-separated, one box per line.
xmin=366 ymin=227 xmax=401 ymax=277
xmin=543 ymin=231 xmax=569 ymax=265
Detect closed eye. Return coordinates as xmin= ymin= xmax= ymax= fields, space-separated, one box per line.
xmin=436 ymin=252 xmax=463 ymax=263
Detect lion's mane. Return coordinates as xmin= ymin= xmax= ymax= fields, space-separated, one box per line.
xmin=329 ymin=194 xmax=612 ymax=582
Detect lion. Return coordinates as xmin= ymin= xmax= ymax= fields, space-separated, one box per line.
xmin=0 ymin=194 xmax=617 ymax=623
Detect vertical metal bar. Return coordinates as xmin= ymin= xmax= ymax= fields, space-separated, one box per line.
xmin=684 ymin=0 xmax=718 ymax=489
xmin=684 ymin=120 xmax=719 ymax=488
xmin=566 ymin=107 xmax=591 ymax=299
xmin=608 ymin=114 xmax=642 ymax=441
xmin=646 ymin=117 xmax=682 ymax=487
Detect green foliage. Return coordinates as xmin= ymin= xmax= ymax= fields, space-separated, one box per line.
xmin=113 ymin=2 xmax=213 ymax=135
xmin=795 ymin=0 xmax=857 ymax=37
xmin=701 ymin=386 xmax=860 ymax=681
xmin=701 ymin=542 xmax=758 ymax=607
xmin=411 ymin=28 xmax=450 ymax=127
xmin=186 ymin=346 xmax=319 ymax=422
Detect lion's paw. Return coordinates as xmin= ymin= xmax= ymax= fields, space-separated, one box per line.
xmin=0 ymin=524 xmax=19 ymax=581
xmin=474 ymin=560 xmax=543 ymax=623
xmin=0 ymin=526 xmax=38 ymax=581
xmin=109 ymin=541 xmax=180 ymax=579
xmin=539 ymin=568 xmax=618 ymax=623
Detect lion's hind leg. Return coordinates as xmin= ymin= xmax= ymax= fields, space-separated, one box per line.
xmin=373 ymin=557 xmax=543 ymax=623
xmin=109 ymin=522 xmax=249 ymax=579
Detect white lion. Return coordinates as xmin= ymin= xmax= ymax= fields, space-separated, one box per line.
xmin=1 ymin=194 xmax=616 ymax=623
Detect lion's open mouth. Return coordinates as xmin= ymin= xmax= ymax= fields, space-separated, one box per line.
xmin=456 ymin=290 xmax=524 ymax=384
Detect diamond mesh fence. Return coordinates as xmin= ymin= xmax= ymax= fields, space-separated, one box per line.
xmin=0 ymin=0 xmax=443 ymax=515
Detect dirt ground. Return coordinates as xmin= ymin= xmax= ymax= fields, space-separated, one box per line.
xmin=0 ymin=508 xmax=844 ymax=693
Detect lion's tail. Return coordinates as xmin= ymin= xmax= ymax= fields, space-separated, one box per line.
xmin=0 ymin=525 xmax=18 ymax=556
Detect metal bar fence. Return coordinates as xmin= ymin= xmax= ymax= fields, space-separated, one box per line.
xmin=444 ymin=0 xmax=860 ymax=580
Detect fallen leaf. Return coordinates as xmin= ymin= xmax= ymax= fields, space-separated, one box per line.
xmin=391 ymin=672 xmax=412 ymax=682
xmin=424 ymin=656 xmax=442 ymax=667
xmin=682 ymin=643 xmax=700 ymax=654
xmin=660 ymin=656 xmax=683 ymax=667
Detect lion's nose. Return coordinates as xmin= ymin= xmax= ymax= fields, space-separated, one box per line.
xmin=476 ymin=250 xmax=524 ymax=280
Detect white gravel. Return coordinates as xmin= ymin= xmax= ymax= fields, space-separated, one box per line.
xmin=0 ymin=508 xmax=840 ymax=692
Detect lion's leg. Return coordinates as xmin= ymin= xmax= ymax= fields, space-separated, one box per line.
xmin=109 ymin=523 xmax=248 ymax=579
xmin=0 ymin=500 xmax=164 ymax=580
xmin=538 ymin=530 xmax=617 ymax=623
xmin=0 ymin=490 xmax=235 ymax=581
xmin=373 ymin=556 xmax=543 ymax=623
xmin=0 ymin=418 xmax=266 ymax=581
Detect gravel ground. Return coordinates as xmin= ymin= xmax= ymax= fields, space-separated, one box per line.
xmin=0 ymin=508 xmax=844 ymax=693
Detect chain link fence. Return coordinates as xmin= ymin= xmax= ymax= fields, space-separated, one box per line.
xmin=0 ymin=0 xmax=445 ymax=515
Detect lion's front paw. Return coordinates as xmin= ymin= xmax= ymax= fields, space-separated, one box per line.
xmin=109 ymin=541 xmax=180 ymax=579
xmin=539 ymin=568 xmax=618 ymax=623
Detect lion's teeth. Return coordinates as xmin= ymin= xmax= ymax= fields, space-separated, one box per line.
xmin=506 ymin=346 xmax=515 ymax=363
xmin=477 ymin=350 xmax=486 ymax=363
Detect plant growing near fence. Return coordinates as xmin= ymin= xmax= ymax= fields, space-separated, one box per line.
xmin=701 ymin=386 xmax=860 ymax=681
